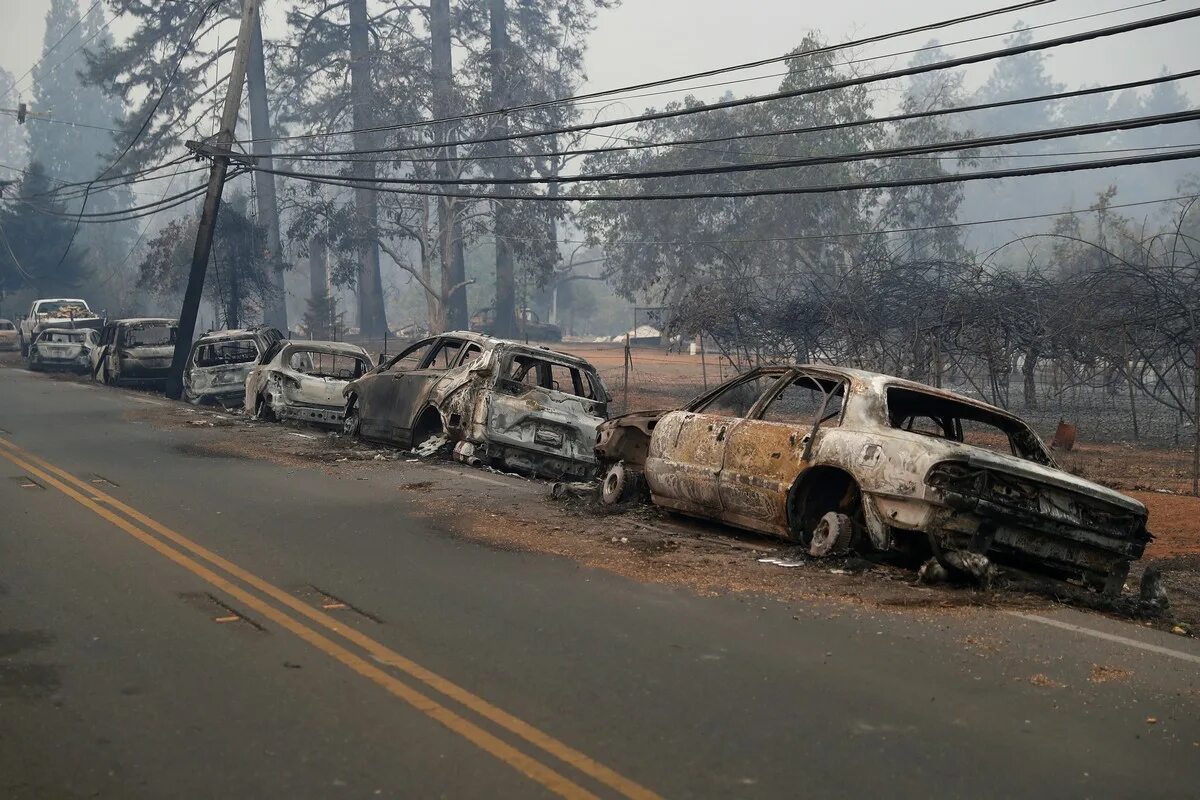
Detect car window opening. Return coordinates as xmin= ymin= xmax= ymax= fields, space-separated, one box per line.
xmin=761 ymin=375 xmax=846 ymax=426
xmin=886 ymin=387 xmax=1050 ymax=464
xmin=505 ymin=355 xmax=599 ymax=401
xmin=195 ymin=339 xmax=258 ymax=367
xmin=290 ymin=351 xmax=369 ymax=380
xmin=39 ymin=331 xmax=85 ymax=344
xmin=124 ymin=324 xmax=177 ymax=348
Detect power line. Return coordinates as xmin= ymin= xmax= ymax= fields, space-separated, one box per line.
xmin=281 ymin=68 xmax=1200 ymax=165
xmin=1 ymin=0 xmax=103 ymax=98
xmin=249 ymin=5 xmax=1200 ymax=159
xmin=242 ymin=0 xmax=1058 ymax=145
xmin=0 ymin=109 xmax=124 ymax=134
xmin=561 ymin=0 xmax=1166 ymax=112
xmin=512 ymin=194 xmax=1200 ymax=246
xmin=235 ymin=142 xmax=1200 ymax=202
xmin=51 ymin=1 xmax=219 ymax=269
xmin=224 ymin=107 xmax=1200 ymax=188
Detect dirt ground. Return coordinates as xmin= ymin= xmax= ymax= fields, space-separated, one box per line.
xmin=6 ymin=351 xmax=1199 ymax=636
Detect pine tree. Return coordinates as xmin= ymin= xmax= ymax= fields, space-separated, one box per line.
xmin=0 ymin=161 xmax=90 ymax=296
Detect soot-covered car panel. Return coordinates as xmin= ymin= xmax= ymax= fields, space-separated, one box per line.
xmin=596 ymin=365 xmax=1150 ymax=594
xmin=343 ymin=332 xmax=608 ymax=479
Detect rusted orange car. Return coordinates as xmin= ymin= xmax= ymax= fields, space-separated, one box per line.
xmin=595 ymin=365 xmax=1151 ymax=594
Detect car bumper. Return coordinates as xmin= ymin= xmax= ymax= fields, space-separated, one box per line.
xmin=276 ymin=401 xmax=346 ymax=427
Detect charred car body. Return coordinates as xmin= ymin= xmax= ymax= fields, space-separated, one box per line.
xmin=18 ymin=298 xmax=104 ymax=356
xmin=343 ymin=331 xmax=608 ymax=479
xmin=91 ymin=318 xmax=179 ymax=386
xmin=246 ymin=340 xmax=373 ymax=426
xmin=27 ymin=327 xmax=99 ymax=372
xmin=596 ymin=365 xmax=1151 ymax=594
xmin=0 ymin=319 xmax=21 ymax=351
xmin=183 ymin=327 xmax=284 ymax=407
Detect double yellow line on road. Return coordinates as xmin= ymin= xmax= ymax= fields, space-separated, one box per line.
xmin=0 ymin=435 xmax=661 ymax=800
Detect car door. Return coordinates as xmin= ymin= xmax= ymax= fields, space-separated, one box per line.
xmin=387 ymin=337 xmax=468 ymax=445
xmin=355 ymin=337 xmax=438 ymax=443
xmin=90 ymin=324 xmax=113 ymax=379
xmin=717 ymin=371 xmax=847 ymax=534
xmin=646 ymin=371 xmax=783 ymax=514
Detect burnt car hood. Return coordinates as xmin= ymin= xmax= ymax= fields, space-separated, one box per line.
xmin=952 ymin=447 xmax=1145 ymax=515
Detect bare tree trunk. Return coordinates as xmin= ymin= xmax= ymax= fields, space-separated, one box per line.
xmin=348 ymin=0 xmax=387 ymax=338
xmin=247 ymin=14 xmax=287 ymax=331
xmin=489 ymin=0 xmax=517 ymax=338
xmin=1193 ymin=341 xmax=1199 ymax=496
xmin=1022 ymin=348 xmax=1039 ymax=409
xmin=309 ymin=234 xmax=328 ymax=302
xmin=430 ymin=0 xmax=468 ymax=331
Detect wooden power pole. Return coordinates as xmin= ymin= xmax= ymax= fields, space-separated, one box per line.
xmin=166 ymin=0 xmax=260 ymax=400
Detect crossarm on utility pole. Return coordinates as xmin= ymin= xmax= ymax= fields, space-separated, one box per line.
xmin=165 ymin=0 xmax=260 ymax=400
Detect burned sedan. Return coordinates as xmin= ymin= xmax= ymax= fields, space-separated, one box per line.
xmin=91 ymin=318 xmax=179 ymax=386
xmin=342 ymin=331 xmax=608 ymax=479
xmin=27 ymin=327 xmax=99 ymax=372
xmin=596 ymin=365 xmax=1151 ymax=594
xmin=183 ymin=327 xmax=284 ymax=407
xmin=246 ymin=341 xmax=373 ymax=426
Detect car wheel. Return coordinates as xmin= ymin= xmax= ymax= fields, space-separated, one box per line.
xmin=600 ymin=461 xmax=642 ymax=506
xmin=808 ymin=511 xmax=854 ymax=557
xmin=256 ymin=394 xmax=276 ymax=422
xmin=342 ymin=399 xmax=360 ymax=437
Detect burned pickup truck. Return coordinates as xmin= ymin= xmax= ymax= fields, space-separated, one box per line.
xmin=343 ymin=331 xmax=608 ymax=479
xmin=596 ymin=365 xmax=1151 ymax=595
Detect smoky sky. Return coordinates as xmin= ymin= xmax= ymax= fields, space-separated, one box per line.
xmin=3 ymin=1 xmax=1199 ymax=107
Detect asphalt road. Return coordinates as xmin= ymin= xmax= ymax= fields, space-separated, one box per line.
xmin=2 ymin=363 xmax=1199 ymax=799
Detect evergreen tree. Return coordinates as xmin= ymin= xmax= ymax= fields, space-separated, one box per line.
xmin=0 ymin=161 xmax=90 ymax=296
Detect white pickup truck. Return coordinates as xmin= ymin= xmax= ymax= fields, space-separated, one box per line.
xmin=18 ymin=298 xmax=104 ymax=356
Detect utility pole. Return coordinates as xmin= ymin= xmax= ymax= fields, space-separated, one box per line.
xmin=489 ymin=0 xmax=517 ymax=339
xmin=166 ymin=0 xmax=260 ymax=400
xmin=247 ymin=11 xmax=287 ymax=333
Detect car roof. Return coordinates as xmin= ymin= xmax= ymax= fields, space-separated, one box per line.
xmin=196 ymin=328 xmax=264 ymax=341
xmin=37 ymin=327 xmax=88 ymax=335
xmin=774 ymin=363 xmax=1014 ymax=418
xmin=282 ymin=340 xmax=370 ymax=357
xmin=35 ymin=298 xmax=88 ymax=304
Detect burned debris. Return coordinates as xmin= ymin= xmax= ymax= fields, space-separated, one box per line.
xmin=595 ymin=365 xmax=1153 ymax=596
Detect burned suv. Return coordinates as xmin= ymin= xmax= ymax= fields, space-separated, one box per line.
xmin=596 ymin=365 xmax=1150 ymax=594
xmin=91 ymin=318 xmax=179 ymax=386
xmin=343 ymin=331 xmax=608 ymax=479
xmin=183 ymin=327 xmax=284 ymax=406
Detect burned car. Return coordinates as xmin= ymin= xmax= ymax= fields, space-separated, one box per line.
xmin=27 ymin=327 xmax=99 ymax=372
xmin=0 ymin=319 xmax=19 ymax=352
xmin=183 ymin=327 xmax=284 ymax=407
xmin=596 ymin=365 xmax=1151 ymax=594
xmin=91 ymin=318 xmax=179 ymax=386
xmin=343 ymin=331 xmax=608 ymax=479
xmin=246 ymin=340 xmax=373 ymax=426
